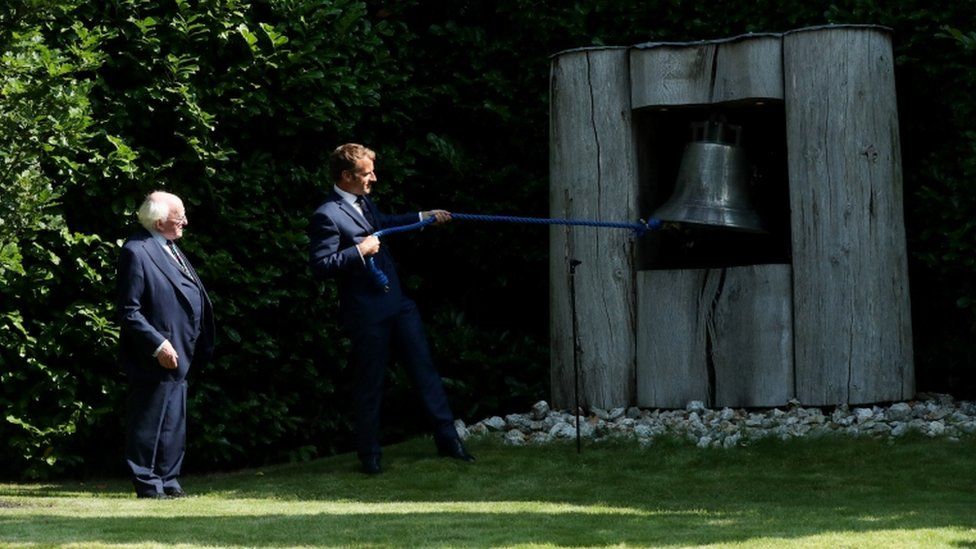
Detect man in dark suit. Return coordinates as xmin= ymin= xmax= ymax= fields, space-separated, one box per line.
xmin=308 ymin=143 xmax=473 ymax=474
xmin=117 ymin=191 xmax=215 ymax=498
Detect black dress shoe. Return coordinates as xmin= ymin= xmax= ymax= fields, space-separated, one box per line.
xmin=137 ymin=492 xmax=170 ymax=499
xmin=361 ymin=456 xmax=382 ymax=475
xmin=164 ymin=489 xmax=188 ymax=498
xmin=437 ymin=438 xmax=475 ymax=462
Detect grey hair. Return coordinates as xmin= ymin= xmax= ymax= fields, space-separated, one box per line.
xmin=136 ymin=192 xmax=172 ymax=231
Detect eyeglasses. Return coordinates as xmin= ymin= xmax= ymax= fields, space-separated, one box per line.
xmin=167 ymin=214 xmax=187 ymax=224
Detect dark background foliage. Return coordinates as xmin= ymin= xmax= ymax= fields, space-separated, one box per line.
xmin=1 ymin=0 xmax=973 ymax=478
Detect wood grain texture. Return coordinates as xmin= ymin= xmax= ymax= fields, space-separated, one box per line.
xmin=636 ymin=269 xmax=709 ymax=408
xmin=550 ymin=48 xmax=638 ymax=409
xmin=784 ymin=27 xmax=914 ymax=405
xmin=637 ymin=265 xmax=794 ymax=408
xmin=630 ymin=36 xmax=783 ymax=108
xmin=711 ymin=264 xmax=794 ymax=407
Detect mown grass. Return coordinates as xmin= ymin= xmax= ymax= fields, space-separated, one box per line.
xmin=1 ymin=434 xmax=974 ymax=548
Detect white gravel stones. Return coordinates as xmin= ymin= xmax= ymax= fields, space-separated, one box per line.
xmin=887 ymin=402 xmax=912 ymax=421
xmin=454 ymin=393 xmax=976 ymax=448
xmin=482 ymin=416 xmax=506 ymax=431
xmin=504 ymin=429 xmax=526 ymax=445
xmin=530 ymin=400 xmax=550 ymax=420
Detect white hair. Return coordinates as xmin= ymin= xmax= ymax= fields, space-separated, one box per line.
xmin=136 ymin=191 xmax=176 ymax=231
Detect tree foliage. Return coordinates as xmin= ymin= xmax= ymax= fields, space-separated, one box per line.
xmin=0 ymin=0 xmax=123 ymax=478
xmin=1 ymin=0 xmax=974 ymax=478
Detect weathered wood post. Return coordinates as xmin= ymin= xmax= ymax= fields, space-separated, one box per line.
xmin=784 ymin=26 xmax=914 ymax=405
xmin=550 ymin=48 xmax=638 ymax=409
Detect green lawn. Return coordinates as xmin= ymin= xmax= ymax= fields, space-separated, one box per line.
xmin=1 ymin=435 xmax=974 ymax=548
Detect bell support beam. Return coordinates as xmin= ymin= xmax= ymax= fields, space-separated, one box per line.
xmin=550 ymin=48 xmax=639 ymax=410
xmin=630 ymin=35 xmax=783 ymax=108
xmin=784 ymin=26 xmax=914 ymax=405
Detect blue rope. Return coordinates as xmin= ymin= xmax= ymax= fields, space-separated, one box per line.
xmin=373 ymin=215 xmax=438 ymax=238
xmin=367 ymin=213 xmax=662 ymax=291
xmin=451 ymin=213 xmax=662 ymax=237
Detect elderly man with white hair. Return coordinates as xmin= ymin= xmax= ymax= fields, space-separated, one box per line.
xmin=117 ymin=191 xmax=215 ymax=499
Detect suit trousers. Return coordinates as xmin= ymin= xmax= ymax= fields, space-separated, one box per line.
xmin=125 ymin=379 xmax=187 ymax=496
xmin=349 ymin=298 xmax=456 ymax=459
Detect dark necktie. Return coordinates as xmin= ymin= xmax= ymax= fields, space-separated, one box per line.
xmin=356 ymin=195 xmax=376 ymax=228
xmin=167 ymin=240 xmax=192 ymax=278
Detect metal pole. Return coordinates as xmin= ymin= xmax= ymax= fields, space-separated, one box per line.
xmin=569 ymin=258 xmax=582 ymax=454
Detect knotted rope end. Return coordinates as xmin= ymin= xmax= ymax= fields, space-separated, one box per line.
xmin=633 ymin=218 xmax=663 ymax=237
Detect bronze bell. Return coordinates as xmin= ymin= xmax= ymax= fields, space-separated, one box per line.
xmin=653 ymin=119 xmax=765 ymax=233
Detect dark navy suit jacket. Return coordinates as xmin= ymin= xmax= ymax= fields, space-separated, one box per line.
xmin=117 ymin=228 xmax=215 ymax=382
xmin=308 ymin=191 xmax=417 ymax=328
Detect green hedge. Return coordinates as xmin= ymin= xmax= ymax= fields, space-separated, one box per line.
xmin=1 ymin=0 xmax=974 ymax=478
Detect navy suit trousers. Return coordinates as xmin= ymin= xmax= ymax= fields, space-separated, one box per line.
xmin=125 ymin=380 xmax=187 ymax=496
xmin=349 ymin=298 xmax=456 ymax=459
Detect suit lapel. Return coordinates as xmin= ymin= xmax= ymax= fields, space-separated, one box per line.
xmin=332 ymin=193 xmax=373 ymax=233
xmin=142 ymin=238 xmax=197 ymax=302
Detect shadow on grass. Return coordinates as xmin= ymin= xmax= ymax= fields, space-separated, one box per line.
xmin=0 ymin=505 xmax=973 ymax=547
xmin=1 ymin=435 xmax=974 ymax=546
